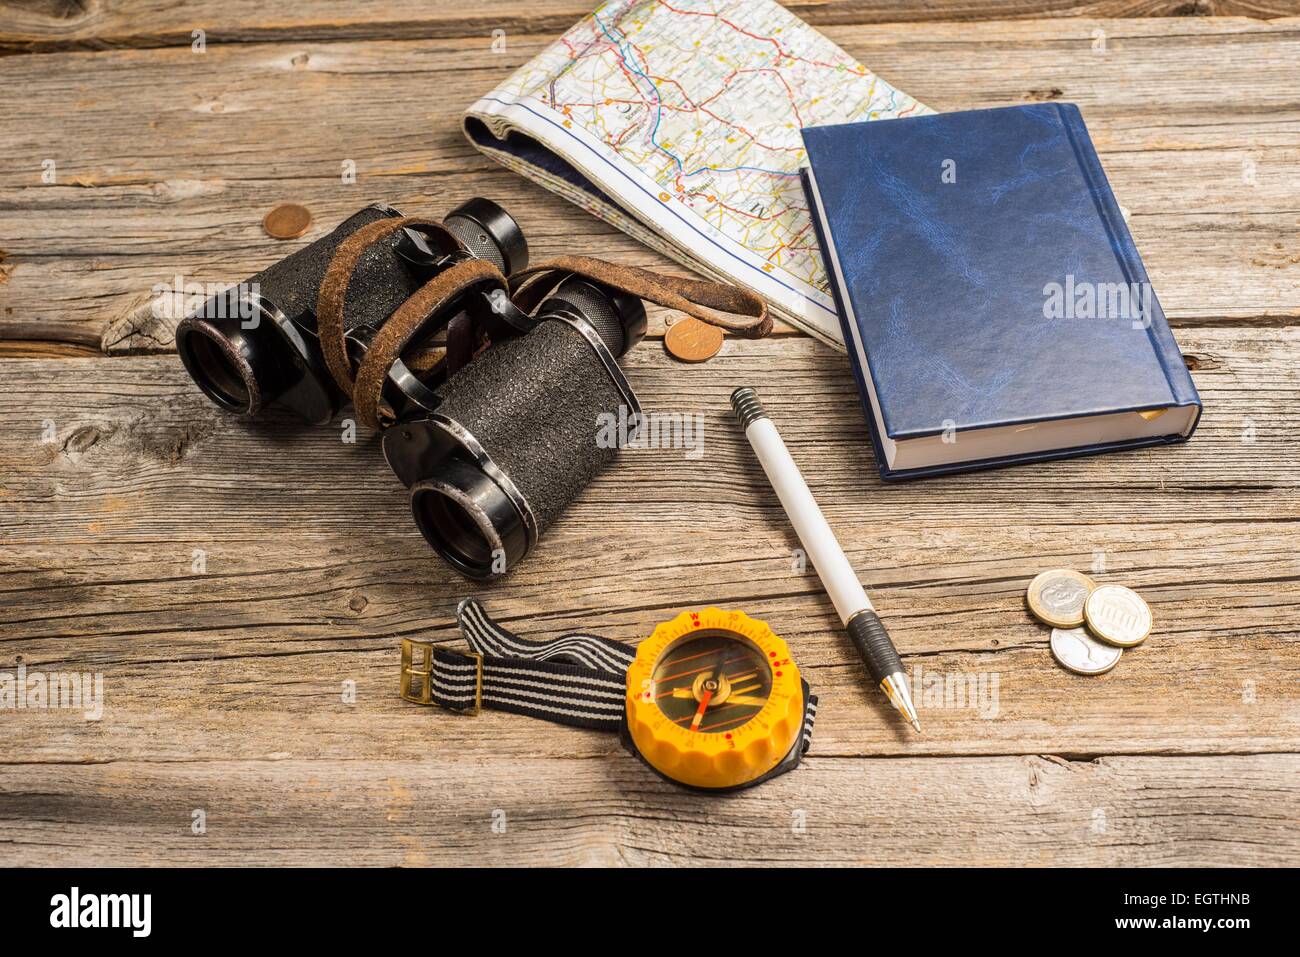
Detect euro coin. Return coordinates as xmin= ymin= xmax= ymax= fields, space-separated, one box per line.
xmin=1084 ymin=585 xmax=1152 ymax=647
xmin=1026 ymin=568 xmax=1097 ymax=628
xmin=664 ymin=315 xmax=723 ymax=362
xmin=263 ymin=203 xmax=312 ymax=240
xmin=1050 ymin=626 xmax=1122 ymax=675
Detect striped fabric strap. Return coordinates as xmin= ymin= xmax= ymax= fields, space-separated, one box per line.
xmin=430 ymin=599 xmax=818 ymax=750
xmin=428 ymin=598 xmax=633 ymax=730
xmin=801 ymin=697 xmax=818 ymax=755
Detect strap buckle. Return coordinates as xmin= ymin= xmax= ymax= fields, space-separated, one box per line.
xmin=400 ymin=639 xmax=482 ymax=715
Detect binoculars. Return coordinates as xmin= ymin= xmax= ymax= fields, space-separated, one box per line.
xmin=176 ymin=199 xmax=530 ymax=425
xmin=176 ymin=199 xmax=647 ymax=579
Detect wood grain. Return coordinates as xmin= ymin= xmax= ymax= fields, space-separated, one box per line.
xmin=0 ymin=17 xmax=1296 ymax=350
xmin=1 ymin=1 xmax=1296 ymax=867
xmin=1 ymin=755 xmax=1294 ymax=866
xmin=2 ymin=1 xmax=1297 ymax=53
xmin=1 ymin=331 xmax=1295 ymax=773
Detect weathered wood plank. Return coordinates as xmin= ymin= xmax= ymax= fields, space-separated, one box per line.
xmin=0 ymin=340 xmax=100 ymax=358
xmin=1 ymin=5 xmax=1296 ymax=868
xmin=2 ymin=1 xmax=1296 ymax=53
xmin=0 ymin=755 xmax=1293 ymax=866
xmin=1 ymin=329 xmax=1295 ymax=763
xmin=0 ymin=18 xmax=1296 ymax=349
xmin=0 ymin=603 xmax=1293 ymax=762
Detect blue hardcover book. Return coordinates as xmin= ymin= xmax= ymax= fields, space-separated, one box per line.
xmin=801 ymin=103 xmax=1201 ymax=480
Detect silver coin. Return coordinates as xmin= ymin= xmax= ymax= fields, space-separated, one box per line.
xmin=1050 ymin=626 xmax=1122 ymax=675
xmin=1085 ymin=585 xmax=1152 ymax=647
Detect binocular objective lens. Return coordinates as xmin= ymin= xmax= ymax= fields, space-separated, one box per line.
xmin=412 ymin=484 xmax=497 ymax=576
xmin=178 ymin=321 xmax=257 ymax=413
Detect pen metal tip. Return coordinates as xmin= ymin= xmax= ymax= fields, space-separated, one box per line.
xmin=880 ymin=672 xmax=921 ymax=733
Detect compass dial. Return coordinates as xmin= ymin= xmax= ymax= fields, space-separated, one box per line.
xmin=625 ymin=608 xmax=805 ymax=790
xmin=651 ymin=629 xmax=773 ymax=734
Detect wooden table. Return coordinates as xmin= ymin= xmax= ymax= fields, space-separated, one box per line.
xmin=1 ymin=0 xmax=1297 ymax=867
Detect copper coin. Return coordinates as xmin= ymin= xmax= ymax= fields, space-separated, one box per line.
xmin=263 ymin=204 xmax=313 ymax=240
xmin=664 ymin=315 xmax=724 ymax=362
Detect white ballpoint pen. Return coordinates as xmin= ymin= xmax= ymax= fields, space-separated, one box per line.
xmin=732 ymin=386 xmax=920 ymax=731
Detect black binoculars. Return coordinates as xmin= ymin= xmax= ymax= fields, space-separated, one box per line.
xmin=176 ymin=199 xmax=530 ymax=425
xmin=176 ymin=199 xmax=649 ymax=579
xmin=384 ymin=273 xmax=645 ymax=579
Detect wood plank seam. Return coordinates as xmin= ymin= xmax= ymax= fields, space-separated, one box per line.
xmin=1 ymin=3 xmax=1296 ymax=56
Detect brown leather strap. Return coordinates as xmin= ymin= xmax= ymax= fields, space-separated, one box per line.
xmin=317 ymin=225 xmax=770 ymax=432
xmin=508 ymin=255 xmax=771 ymax=339
xmin=352 ymin=258 xmax=502 ymax=429
xmin=315 ymin=216 xmax=463 ymax=397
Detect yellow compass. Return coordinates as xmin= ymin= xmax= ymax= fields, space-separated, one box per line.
xmin=622 ymin=608 xmax=812 ymax=791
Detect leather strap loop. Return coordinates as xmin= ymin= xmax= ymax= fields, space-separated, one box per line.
xmin=315 ymin=216 xmax=463 ymax=397
xmin=316 ymin=223 xmax=771 ymax=433
xmin=351 ymin=258 xmax=502 ymax=429
xmin=508 ymin=254 xmax=771 ymax=339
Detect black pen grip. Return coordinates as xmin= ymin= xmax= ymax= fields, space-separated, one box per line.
xmin=846 ymin=610 xmax=903 ymax=685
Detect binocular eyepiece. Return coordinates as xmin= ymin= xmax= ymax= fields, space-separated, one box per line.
xmin=175 ymin=199 xmax=528 ymax=424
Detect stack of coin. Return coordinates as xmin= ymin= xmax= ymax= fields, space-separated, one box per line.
xmin=1025 ymin=569 xmax=1153 ymax=676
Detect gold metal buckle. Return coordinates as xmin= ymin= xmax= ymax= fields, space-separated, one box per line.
xmin=400 ymin=639 xmax=482 ymax=715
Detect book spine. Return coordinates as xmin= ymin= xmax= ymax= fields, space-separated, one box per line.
xmin=800 ymin=168 xmax=896 ymax=479
xmin=1055 ymin=104 xmax=1201 ymax=417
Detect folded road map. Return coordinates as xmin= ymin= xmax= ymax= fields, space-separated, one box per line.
xmin=463 ymin=0 xmax=930 ymax=347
